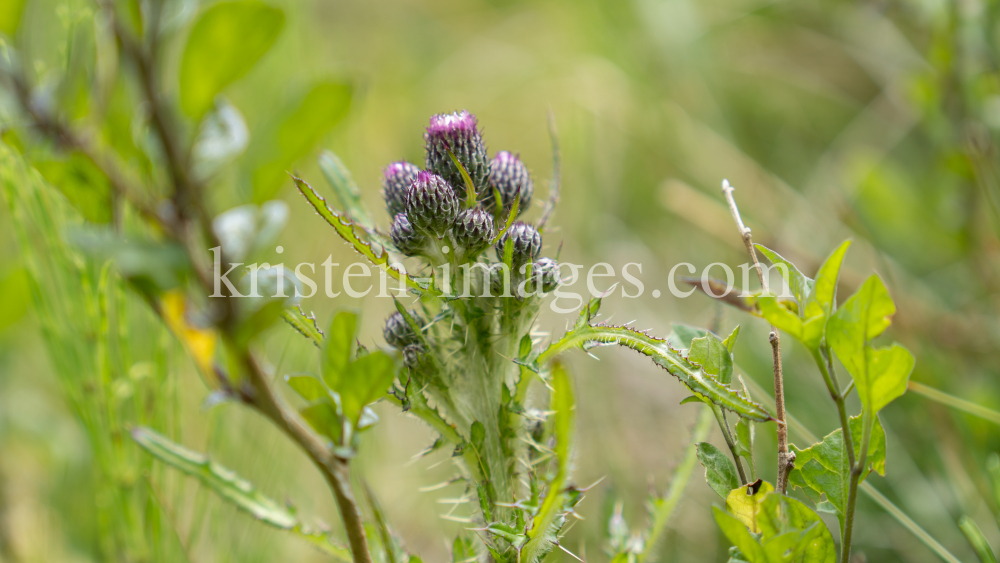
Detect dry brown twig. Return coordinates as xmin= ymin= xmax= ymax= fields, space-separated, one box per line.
xmin=721 ymin=179 xmax=793 ymax=494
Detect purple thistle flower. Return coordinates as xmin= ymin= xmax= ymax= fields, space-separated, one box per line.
xmin=424 ymin=110 xmax=490 ymax=200
xmin=382 ymin=161 xmax=421 ymax=218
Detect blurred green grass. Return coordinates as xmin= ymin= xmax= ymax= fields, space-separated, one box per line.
xmin=3 ymin=0 xmax=1000 ymax=561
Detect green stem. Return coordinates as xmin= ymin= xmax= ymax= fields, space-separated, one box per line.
xmin=841 ymin=408 xmax=872 ymax=563
xmin=712 ymin=406 xmax=748 ymax=485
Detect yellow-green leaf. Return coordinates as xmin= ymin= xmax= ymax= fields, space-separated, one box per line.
xmin=726 ymin=480 xmax=774 ymax=533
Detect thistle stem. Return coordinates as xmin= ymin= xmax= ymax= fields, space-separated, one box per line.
xmin=721 ymin=180 xmax=792 ymax=493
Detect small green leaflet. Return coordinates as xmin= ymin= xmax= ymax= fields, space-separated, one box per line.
xmin=696 ymin=442 xmax=740 ymax=499
xmin=755 ymin=244 xmax=814 ymax=310
xmin=689 ymin=331 xmax=734 ymax=384
xmin=714 ymin=492 xmax=835 ymax=563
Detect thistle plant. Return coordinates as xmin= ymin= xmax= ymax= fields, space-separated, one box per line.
xmin=1 ymin=1 xmax=977 ymax=562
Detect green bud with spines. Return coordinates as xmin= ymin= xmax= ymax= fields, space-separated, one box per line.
xmin=487 ymin=151 xmax=533 ymax=216
xmin=495 ymin=221 xmax=541 ymax=265
xmin=453 ymin=207 xmax=496 ymax=257
xmin=405 ymin=171 xmax=459 ymax=237
xmin=389 ymin=213 xmax=424 ymax=256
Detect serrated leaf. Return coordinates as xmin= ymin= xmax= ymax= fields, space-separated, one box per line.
xmin=697 ymin=442 xmax=740 ymax=499
xmin=322 ymin=311 xmax=357 ymax=389
xmin=292 ymin=175 xmax=434 ymax=295
xmin=755 ymin=244 xmax=813 ymax=310
xmin=522 ymin=360 xmax=575 ymax=562
xmin=726 ymin=481 xmax=774 ymax=533
xmin=828 ymin=275 xmax=914 ymax=415
xmin=538 ymin=324 xmax=774 ymax=422
xmin=689 ymin=332 xmax=734 ymax=384
xmin=179 ymin=1 xmax=284 ymax=117
xmin=787 ymin=415 xmax=886 ymax=529
xmin=131 ymin=427 xmax=351 ymax=560
xmin=282 ymin=307 xmax=324 ymax=348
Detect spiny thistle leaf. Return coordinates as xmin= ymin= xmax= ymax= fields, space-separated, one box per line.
xmin=131 ymin=427 xmax=352 ymax=561
xmin=521 ymin=360 xmax=575 ymax=562
xmin=536 ymin=323 xmax=773 ymax=422
xmin=291 ymin=174 xmax=438 ymax=296
xmin=282 ymin=306 xmax=324 ymax=348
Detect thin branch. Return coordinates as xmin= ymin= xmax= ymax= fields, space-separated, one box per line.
xmin=721 ymin=179 xmax=793 ymax=493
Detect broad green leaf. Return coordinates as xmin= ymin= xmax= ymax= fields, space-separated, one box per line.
xmin=522 ymin=361 xmax=575 ymax=562
xmin=809 ymin=241 xmax=851 ymax=315
xmin=537 ymin=324 xmax=774 ymax=422
xmin=788 ymin=415 xmax=886 ymax=529
xmin=339 ymin=351 xmax=396 ymax=426
xmin=34 ymin=153 xmax=113 ymax=223
xmin=179 ymin=1 xmax=285 ymax=117
xmin=671 ymin=323 xmax=708 ymax=349
xmin=689 ymin=332 xmax=734 ymax=384
xmin=758 ymin=296 xmax=825 ymax=350
xmin=696 ymin=442 xmax=740 ymax=499
xmin=726 ymin=481 xmax=774 ymax=533
xmin=131 ymin=427 xmax=351 ymax=560
xmin=0 ymin=0 xmax=26 ymax=36
xmin=300 ymin=400 xmax=343 ymax=443
xmin=828 ymin=275 xmax=914 ymax=414
xmin=252 ymin=80 xmax=353 ymax=201
xmin=756 ymin=244 xmax=813 ymax=309
xmin=714 ymin=506 xmax=770 ymax=562
xmin=321 ymin=311 xmax=357 ymax=389
xmin=756 ymin=494 xmax=836 ymax=563
xmin=285 ymin=374 xmax=328 ymax=402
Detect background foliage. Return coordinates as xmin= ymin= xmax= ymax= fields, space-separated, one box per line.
xmin=1 ymin=0 xmax=999 ymax=561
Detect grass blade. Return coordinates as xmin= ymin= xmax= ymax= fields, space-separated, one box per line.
xmin=908 ymin=382 xmax=1000 ymax=426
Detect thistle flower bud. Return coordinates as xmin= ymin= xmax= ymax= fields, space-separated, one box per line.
xmin=495 ymin=221 xmax=542 ymax=264
xmin=424 ymin=111 xmax=489 ymax=200
xmin=402 ymin=343 xmax=426 ymax=368
xmin=382 ymin=161 xmax=421 ymax=218
xmin=390 ymin=213 xmax=423 ymax=256
xmin=532 ymin=257 xmax=560 ymax=292
xmin=452 ymin=207 xmax=496 ymax=256
xmin=405 ymin=171 xmax=460 ymax=237
xmin=487 ymin=151 xmax=533 ymax=216
xmin=383 ymin=311 xmax=421 ymax=349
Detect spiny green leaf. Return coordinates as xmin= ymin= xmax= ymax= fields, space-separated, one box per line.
xmin=179 ymin=1 xmax=285 ymax=117
xmin=522 ymin=361 xmax=575 ymax=562
xmin=131 ymin=427 xmax=351 ymax=560
xmin=755 ymin=244 xmax=813 ymax=309
xmin=292 ymin=175 xmax=435 ymax=295
xmin=828 ymin=275 xmax=914 ymax=415
xmin=537 ymin=324 xmax=774 ymax=422
xmin=696 ymin=442 xmax=740 ymax=499
xmin=281 ymin=307 xmax=324 ymax=348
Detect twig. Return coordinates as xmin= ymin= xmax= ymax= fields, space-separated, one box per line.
xmin=720 ymin=179 xmax=793 ymax=493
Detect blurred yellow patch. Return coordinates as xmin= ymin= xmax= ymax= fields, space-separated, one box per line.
xmin=161 ymin=291 xmax=218 ymax=383
xmin=725 ymin=480 xmax=774 ymax=533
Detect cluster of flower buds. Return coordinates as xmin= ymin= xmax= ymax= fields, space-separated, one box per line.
xmin=383 ymin=310 xmax=425 ymax=366
xmin=380 ymin=111 xmax=564 ymax=351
